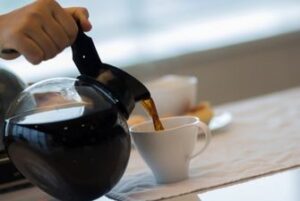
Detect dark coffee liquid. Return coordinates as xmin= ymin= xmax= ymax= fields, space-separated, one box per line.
xmin=5 ymin=106 xmax=131 ymax=201
xmin=141 ymin=97 xmax=164 ymax=131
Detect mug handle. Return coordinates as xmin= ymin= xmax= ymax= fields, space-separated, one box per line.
xmin=189 ymin=120 xmax=211 ymax=159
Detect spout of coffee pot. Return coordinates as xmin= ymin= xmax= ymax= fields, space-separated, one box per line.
xmin=71 ymin=28 xmax=150 ymax=118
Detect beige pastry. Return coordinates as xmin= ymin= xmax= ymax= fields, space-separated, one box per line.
xmin=186 ymin=101 xmax=214 ymax=124
xmin=127 ymin=115 xmax=147 ymax=127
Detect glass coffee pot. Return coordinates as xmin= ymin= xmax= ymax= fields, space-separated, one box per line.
xmin=2 ymin=29 xmax=150 ymax=201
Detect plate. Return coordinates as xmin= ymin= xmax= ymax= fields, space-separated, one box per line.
xmin=209 ymin=112 xmax=232 ymax=132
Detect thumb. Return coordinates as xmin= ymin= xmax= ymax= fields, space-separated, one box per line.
xmin=65 ymin=7 xmax=92 ymax=32
xmin=0 ymin=48 xmax=21 ymax=60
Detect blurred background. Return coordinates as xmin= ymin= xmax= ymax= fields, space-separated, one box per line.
xmin=1 ymin=0 xmax=300 ymax=104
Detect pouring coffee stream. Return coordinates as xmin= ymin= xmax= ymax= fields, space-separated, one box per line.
xmin=71 ymin=28 xmax=164 ymax=131
xmin=2 ymin=28 xmax=163 ymax=201
xmin=141 ymin=98 xmax=165 ymax=131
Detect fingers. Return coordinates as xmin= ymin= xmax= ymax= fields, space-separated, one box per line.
xmin=25 ymin=25 xmax=59 ymax=60
xmin=44 ymin=4 xmax=92 ymax=50
xmin=20 ymin=37 xmax=44 ymax=65
xmin=8 ymin=34 xmax=44 ymax=65
xmin=65 ymin=7 xmax=92 ymax=32
xmin=50 ymin=2 xmax=78 ymax=44
xmin=0 ymin=30 xmax=43 ymax=64
xmin=41 ymin=17 xmax=71 ymax=52
xmin=0 ymin=0 xmax=92 ymax=64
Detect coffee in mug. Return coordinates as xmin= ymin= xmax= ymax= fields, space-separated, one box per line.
xmin=130 ymin=116 xmax=211 ymax=184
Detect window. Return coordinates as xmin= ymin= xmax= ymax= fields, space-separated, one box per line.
xmin=1 ymin=0 xmax=300 ymax=83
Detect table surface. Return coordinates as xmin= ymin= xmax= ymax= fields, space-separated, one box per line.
xmin=2 ymin=167 xmax=300 ymax=201
xmin=199 ymin=167 xmax=300 ymax=201
xmin=1 ymin=86 xmax=300 ymax=201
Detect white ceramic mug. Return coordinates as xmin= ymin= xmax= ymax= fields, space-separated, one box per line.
xmin=130 ymin=116 xmax=211 ymax=184
xmin=145 ymin=75 xmax=198 ymax=117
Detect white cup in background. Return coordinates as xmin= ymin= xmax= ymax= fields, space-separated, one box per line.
xmin=130 ymin=116 xmax=211 ymax=184
xmin=145 ymin=75 xmax=198 ymax=117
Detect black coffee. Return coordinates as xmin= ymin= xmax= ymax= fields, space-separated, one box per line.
xmin=141 ymin=97 xmax=164 ymax=131
xmin=4 ymin=106 xmax=130 ymax=201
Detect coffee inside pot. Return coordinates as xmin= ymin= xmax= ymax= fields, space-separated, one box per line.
xmin=3 ymin=29 xmax=151 ymax=201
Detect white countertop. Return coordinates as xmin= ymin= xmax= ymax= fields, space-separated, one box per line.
xmin=1 ymin=86 xmax=300 ymax=201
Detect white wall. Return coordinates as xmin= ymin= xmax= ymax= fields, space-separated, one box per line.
xmin=126 ymin=31 xmax=300 ymax=105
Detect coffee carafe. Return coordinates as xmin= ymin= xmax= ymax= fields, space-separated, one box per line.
xmin=2 ymin=29 xmax=150 ymax=201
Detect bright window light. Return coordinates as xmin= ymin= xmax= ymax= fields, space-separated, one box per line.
xmin=0 ymin=1 xmax=300 ymax=83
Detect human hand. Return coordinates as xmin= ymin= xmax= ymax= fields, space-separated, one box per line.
xmin=0 ymin=0 xmax=92 ymax=64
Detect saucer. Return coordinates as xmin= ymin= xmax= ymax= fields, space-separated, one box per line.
xmin=209 ymin=112 xmax=232 ymax=133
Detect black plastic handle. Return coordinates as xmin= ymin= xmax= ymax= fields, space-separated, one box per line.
xmin=0 ymin=27 xmax=104 ymax=79
xmin=71 ymin=28 xmax=105 ymax=78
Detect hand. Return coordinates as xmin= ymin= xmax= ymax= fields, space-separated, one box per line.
xmin=0 ymin=0 xmax=92 ymax=65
